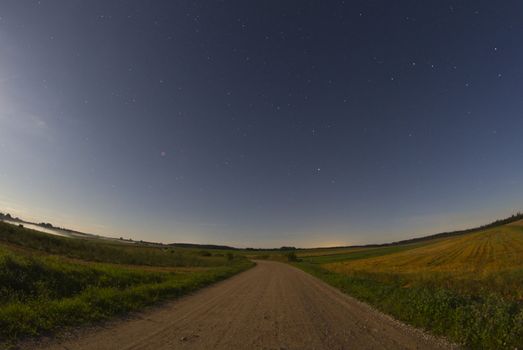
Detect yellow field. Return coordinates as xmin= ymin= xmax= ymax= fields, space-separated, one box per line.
xmin=508 ymin=219 xmax=523 ymax=227
xmin=313 ymin=219 xmax=523 ymax=272
xmin=297 ymin=246 xmax=368 ymax=257
xmin=328 ymin=225 xmax=523 ymax=275
xmin=323 ymin=223 xmax=523 ymax=300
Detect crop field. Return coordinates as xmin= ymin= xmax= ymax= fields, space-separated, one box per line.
xmin=297 ymin=242 xmax=434 ymax=264
xmin=293 ymin=219 xmax=523 ymax=349
xmin=327 ymin=224 xmax=523 ymax=298
xmin=0 ymin=222 xmax=253 ymax=347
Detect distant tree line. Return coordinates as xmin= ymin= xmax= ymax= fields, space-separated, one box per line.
xmin=0 ymin=212 xmax=21 ymax=222
xmin=169 ymin=243 xmax=238 ymax=250
xmin=369 ymin=212 xmax=523 ymax=248
xmin=244 ymin=246 xmax=297 ymax=251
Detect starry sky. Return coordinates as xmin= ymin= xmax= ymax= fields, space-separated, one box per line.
xmin=0 ymin=1 xmax=522 ymax=247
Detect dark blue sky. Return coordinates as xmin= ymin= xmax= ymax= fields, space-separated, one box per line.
xmin=1 ymin=1 xmax=522 ymax=247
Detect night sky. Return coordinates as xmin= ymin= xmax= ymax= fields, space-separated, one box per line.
xmin=1 ymin=1 xmax=522 ymax=247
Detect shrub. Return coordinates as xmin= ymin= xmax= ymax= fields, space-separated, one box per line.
xmin=286 ymin=252 xmax=299 ymax=262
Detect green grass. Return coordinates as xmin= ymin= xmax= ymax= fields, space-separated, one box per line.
xmin=295 ymin=261 xmax=523 ymax=349
xmin=292 ymin=223 xmax=523 ymax=349
xmin=0 ymin=222 xmax=230 ymax=267
xmin=0 ymin=223 xmax=253 ymax=347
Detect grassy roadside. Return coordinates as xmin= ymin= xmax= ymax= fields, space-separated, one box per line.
xmin=0 ymin=223 xmax=253 ymax=347
xmin=290 ymin=224 xmax=523 ymax=349
xmin=294 ymin=261 xmax=523 ymax=349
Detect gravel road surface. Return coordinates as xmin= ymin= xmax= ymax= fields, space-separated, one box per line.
xmin=31 ymin=260 xmax=455 ymax=350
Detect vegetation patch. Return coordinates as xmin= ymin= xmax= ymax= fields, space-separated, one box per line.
xmin=0 ymin=223 xmax=253 ymax=347
xmin=293 ymin=223 xmax=523 ymax=349
xmin=0 ymin=222 xmax=231 ymax=267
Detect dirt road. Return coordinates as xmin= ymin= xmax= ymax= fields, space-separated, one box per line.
xmin=33 ymin=261 xmax=454 ymax=350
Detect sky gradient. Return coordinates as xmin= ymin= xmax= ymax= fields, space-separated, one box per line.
xmin=1 ymin=1 xmax=522 ymax=247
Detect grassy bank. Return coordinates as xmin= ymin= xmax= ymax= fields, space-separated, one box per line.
xmin=0 ymin=222 xmax=229 ymax=267
xmin=293 ymin=222 xmax=523 ymax=349
xmin=0 ymin=223 xmax=253 ymax=346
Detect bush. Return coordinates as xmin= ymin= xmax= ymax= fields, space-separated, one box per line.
xmin=286 ymin=252 xmax=299 ymax=262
